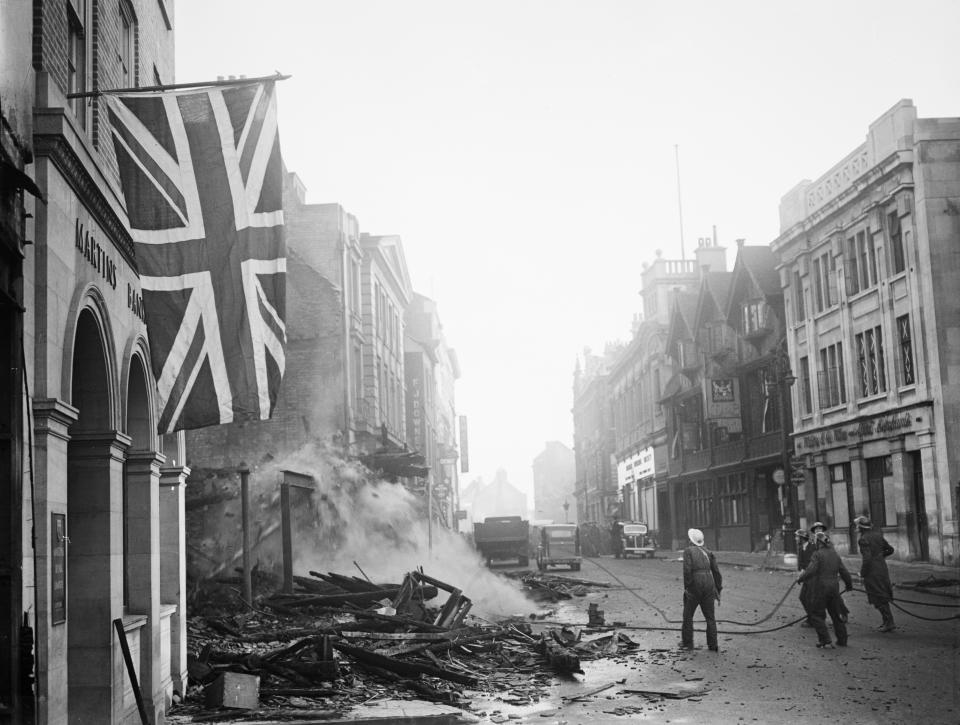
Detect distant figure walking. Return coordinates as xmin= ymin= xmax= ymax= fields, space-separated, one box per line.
xmin=610 ymin=518 xmax=623 ymax=558
xmin=854 ymin=515 xmax=896 ymax=632
xmin=681 ymin=528 xmax=723 ymax=652
xmin=798 ymin=531 xmax=853 ymax=649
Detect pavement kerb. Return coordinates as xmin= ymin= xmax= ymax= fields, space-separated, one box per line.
xmin=697 ymin=549 xmax=960 ymax=598
xmin=227 ymin=699 xmax=479 ymax=724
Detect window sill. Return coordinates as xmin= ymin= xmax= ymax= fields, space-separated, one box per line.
xmin=846 ymin=286 xmax=879 ymax=303
xmin=897 ymin=384 xmax=916 ymax=394
xmin=856 ymin=392 xmax=888 ymax=407
xmin=818 ymin=403 xmax=847 ymax=416
xmin=812 ymin=306 xmax=840 ymax=322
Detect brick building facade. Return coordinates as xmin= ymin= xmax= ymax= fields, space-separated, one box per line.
xmin=19 ymin=2 xmax=186 ymax=723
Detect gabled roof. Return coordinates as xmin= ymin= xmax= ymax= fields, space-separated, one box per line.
xmin=694 ymin=271 xmax=733 ymax=329
xmin=725 ymin=245 xmax=782 ymax=321
xmin=361 ymin=233 xmax=413 ymax=303
xmin=664 ymin=291 xmax=699 ymax=352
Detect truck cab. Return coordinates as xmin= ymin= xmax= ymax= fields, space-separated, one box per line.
xmin=536 ymin=524 xmax=581 ymax=571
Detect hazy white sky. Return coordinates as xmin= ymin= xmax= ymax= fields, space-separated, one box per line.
xmin=175 ymin=0 xmax=960 ymax=499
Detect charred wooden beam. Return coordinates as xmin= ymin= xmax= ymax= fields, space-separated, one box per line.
xmin=333 ymin=641 xmax=476 ymax=686
xmin=538 ymin=636 xmax=583 ymax=674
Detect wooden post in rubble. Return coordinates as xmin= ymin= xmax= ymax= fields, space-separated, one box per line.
xmin=280 ymin=470 xmax=316 ymax=593
xmin=239 ymin=466 xmax=253 ymax=605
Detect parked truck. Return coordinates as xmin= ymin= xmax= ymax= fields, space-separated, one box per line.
xmin=473 ymin=516 xmax=530 ymax=567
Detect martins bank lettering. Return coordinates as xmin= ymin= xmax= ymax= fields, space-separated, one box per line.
xmin=75 ymin=218 xmax=149 ymax=323
xmin=75 ymin=219 xmax=118 ymax=289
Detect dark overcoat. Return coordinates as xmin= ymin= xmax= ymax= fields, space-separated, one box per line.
xmin=858 ymin=529 xmax=894 ymax=604
xmin=798 ymin=546 xmax=853 ymax=607
xmin=683 ymin=545 xmax=722 ymax=601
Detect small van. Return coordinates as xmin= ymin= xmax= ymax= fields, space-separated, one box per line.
xmin=536 ymin=524 xmax=582 ymax=571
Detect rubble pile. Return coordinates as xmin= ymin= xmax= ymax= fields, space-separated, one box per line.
xmin=170 ymin=567 xmax=639 ymax=721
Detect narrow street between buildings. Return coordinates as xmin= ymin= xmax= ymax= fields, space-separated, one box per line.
xmin=481 ymin=552 xmax=958 ymax=725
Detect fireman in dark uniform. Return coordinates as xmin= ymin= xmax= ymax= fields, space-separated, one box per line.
xmin=798 ymin=531 xmax=853 ymax=649
xmin=795 ymin=529 xmax=814 ymax=625
xmin=681 ymin=528 xmax=723 ymax=652
xmin=808 ymin=520 xmax=849 ymax=623
xmin=854 ymin=515 xmax=896 ymax=632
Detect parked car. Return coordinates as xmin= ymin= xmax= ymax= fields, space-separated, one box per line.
xmin=536 ymin=524 xmax=581 ymax=571
xmin=621 ymin=522 xmax=656 ymax=558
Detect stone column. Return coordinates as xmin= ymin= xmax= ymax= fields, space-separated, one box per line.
xmin=66 ymin=430 xmax=130 ymax=725
xmin=886 ymin=436 xmax=910 ymax=557
xmin=125 ymin=450 xmax=165 ymax=722
xmin=159 ymin=465 xmax=190 ymax=696
xmin=31 ymin=398 xmax=79 ymax=725
xmin=848 ymin=446 xmax=867 ymax=517
xmin=917 ymin=430 xmax=944 ymax=563
xmin=810 ymin=451 xmax=828 ymax=529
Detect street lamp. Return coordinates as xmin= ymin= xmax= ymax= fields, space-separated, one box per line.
xmin=769 ymin=341 xmax=797 ymax=555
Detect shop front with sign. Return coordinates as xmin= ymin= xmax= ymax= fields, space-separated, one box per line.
xmin=794 ymin=403 xmax=934 ymax=558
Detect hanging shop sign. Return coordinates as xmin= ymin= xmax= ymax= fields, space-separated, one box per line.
xmin=794 ymin=405 xmax=928 ymax=454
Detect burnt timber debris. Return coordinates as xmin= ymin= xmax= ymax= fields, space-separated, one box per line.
xmin=172 ymin=566 xmax=640 ymax=721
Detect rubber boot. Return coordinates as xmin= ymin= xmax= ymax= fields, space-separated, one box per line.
xmin=878 ymin=603 xmax=896 ymax=632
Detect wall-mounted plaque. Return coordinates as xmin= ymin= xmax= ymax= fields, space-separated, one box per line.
xmin=51 ymin=513 xmax=67 ymax=624
xmin=711 ymin=378 xmax=735 ymax=402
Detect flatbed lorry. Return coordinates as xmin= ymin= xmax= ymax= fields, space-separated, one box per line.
xmin=473 ymin=516 xmax=530 ymax=567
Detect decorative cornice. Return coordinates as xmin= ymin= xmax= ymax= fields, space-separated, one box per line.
xmin=32 ymin=398 xmax=80 ymax=440
xmin=34 ymin=129 xmax=137 ymax=273
xmin=125 ymin=450 xmax=167 ymax=471
xmin=69 ymin=430 xmax=134 ymax=460
xmin=160 ymin=465 xmax=192 ymax=486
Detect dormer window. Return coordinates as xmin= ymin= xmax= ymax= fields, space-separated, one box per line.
xmin=741 ymin=300 xmax=769 ymax=339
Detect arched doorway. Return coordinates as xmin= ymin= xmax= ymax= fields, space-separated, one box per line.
xmin=124 ymin=355 xmax=151 ymax=607
xmin=67 ymin=309 xmax=124 ymax=723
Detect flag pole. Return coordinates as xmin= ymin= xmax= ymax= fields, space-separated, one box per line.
xmin=674 ymin=143 xmax=686 ymax=262
xmin=66 ymin=71 xmax=290 ymax=99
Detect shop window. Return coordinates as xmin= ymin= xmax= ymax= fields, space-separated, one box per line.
xmin=845 ymin=229 xmax=878 ymax=295
xmin=742 ymin=300 xmax=768 ymax=336
xmin=67 ymin=2 xmax=87 ymax=130
xmin=719 ymin=473 xmax=748 ymax=525
xmin=897 ymin=315 xmax=915 ymax=386
xmin=855 ymin=326 xmax=887 ymax=398
xmin=818 ymin=343 xmax=846 ymax=408
xmin=688 ymin=480 xmax=713 ymax=527
xmin=793 ymin=270 xmax=805 ymax=321
xmin=119 ymin=0 xmax=137 ymax=88
xmin=799 ymin=356 xmax=812 ymax=415
xmin=888 ymin=211 xmax=906 ymax=275
xmin=812 ymin=250 xmax=837 ymax=313
xmin=866 ymin=456 xmax=894 ymax=527
xmin=830 ymin=463 xmax=851 ymax=528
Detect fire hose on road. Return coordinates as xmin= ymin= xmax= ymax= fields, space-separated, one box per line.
xmin=531 ymin=557 xmax=960 ymax=635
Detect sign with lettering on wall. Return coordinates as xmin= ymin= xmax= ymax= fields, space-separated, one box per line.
xmin=51 ymin=513 xmax=67 ymax=624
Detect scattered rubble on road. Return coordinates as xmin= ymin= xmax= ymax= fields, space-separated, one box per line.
xmin=169 ymin=566 xmax=645 ymax=722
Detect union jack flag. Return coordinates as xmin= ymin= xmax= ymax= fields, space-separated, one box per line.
xmin=106 ymin=81 xmax=286 ymax=433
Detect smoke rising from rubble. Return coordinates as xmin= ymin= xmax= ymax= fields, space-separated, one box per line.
xmin=255 ymin=443 xmax=534 ymax=618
